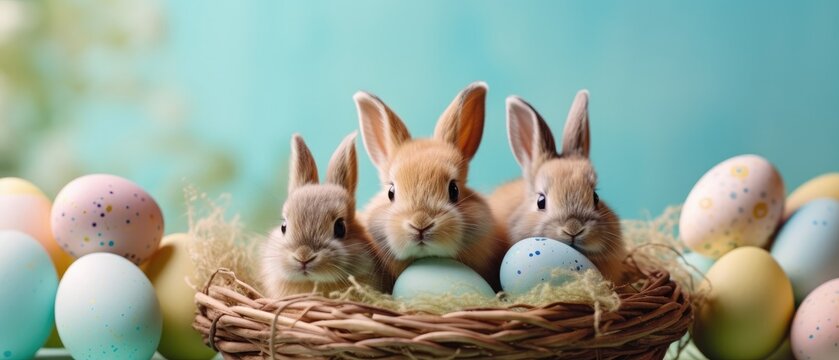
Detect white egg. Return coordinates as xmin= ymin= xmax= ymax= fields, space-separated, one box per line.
xmin=500 ymin=237 xmax=597 ymax=296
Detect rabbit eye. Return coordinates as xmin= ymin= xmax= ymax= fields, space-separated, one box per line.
xmin=333 ymin=218 xmax=346 ymax=239
xmin=448 ymin=180 xmax=459 ymax=203
xmin=280 ymin=220 xmax=287 ymax=234
xmin=593 ymin=191 xmax=600 ymax=208
xmin=537 ymin=193 xmax=546 ymax=210
xmin=388 ymin=184 xmax=395 ymax=202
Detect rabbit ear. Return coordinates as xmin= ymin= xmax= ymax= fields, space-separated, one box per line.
xmin=433 ymin=81 xmax=487 ymax=161
xmin=561 ymin=90 xmax=591 ymax=158
xmin=288 ymin=134 xmax=319 ymax=194
xmin=325 ymin=132 xmax=358 ymax=195
xmin=506 ymin=96 xmax=557 ymax=177
xmin=354 ymin=91 xmax=411 ymax=169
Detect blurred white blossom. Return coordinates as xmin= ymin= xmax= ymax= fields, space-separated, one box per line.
xmin=113 ymin=0 xmax=165 ymax=48
xmin=0 ymin=0 xmax=30 ymax=45
xmin=147 ymin=86 xmax=189 ymax=128
xmin=21 ymin=129 xmax=84 ymax=195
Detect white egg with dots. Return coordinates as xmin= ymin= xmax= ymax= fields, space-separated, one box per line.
xmin=51 ymin=174 xmax=164 ymax=264
xmin=500 ymin=237 xmax=597 ymax=296
xmin=680 ymin=154 xmax=784 ymax=259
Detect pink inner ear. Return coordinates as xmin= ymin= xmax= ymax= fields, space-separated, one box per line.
xmin=289 ymin=135 xmax=320 ymax=194
xmin=508 ymin=98 xmax=557 ymax=177
xmin=434 ymin=82 xmax=487 ymax=160
xmin=561 ymin=91 xmax=591 ymax=158
xmin=356 ymin=92 xmax=412 ymax=170
xmin=508 ymin=101 xmax=537 ymax=167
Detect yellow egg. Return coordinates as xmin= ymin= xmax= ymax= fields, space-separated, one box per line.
xmin=785 ymin=172 xmax=839 ymax=219
xmin=693 ymin=247 xmax=794 ymax=359
xmin=144 ymin=233 xmax=215 ymax=360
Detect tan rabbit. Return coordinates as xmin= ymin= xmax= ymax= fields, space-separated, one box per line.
xmin=260 ymin=133 xmax=387 ymax=298
xmin=489 ymin=90 xmax=628 ymax=284
xmin=354 ymin=82 xmax=509 ymax=289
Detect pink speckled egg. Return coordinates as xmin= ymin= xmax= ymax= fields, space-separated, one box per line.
xmin=792 ymin=278 xmax=839 ymax=360
xmin=679 ymin=154 xmax=785 ymax=259
xmin=51 ymin=174 xmax=163 ymax=264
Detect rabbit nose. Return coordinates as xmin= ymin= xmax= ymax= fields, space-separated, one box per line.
xmin=409 ymin=212 xmax=434 ymax=227
xmin=293 ymin=254 xmax=317 ymax=269
xmin=562 ymin=228 xmax=584 ymax=239
xmin=292 ymin=247 xmax=315 ymax=263
xmin=409 ymin=223 xmax=435 ymax=240
xmin=407 ymin=213 xmax=435 ymax=240
xmin=561 ymin=220 xmax=584 ymax=239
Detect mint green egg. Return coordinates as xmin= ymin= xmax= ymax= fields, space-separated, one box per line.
xmin=392 ymin=258 xmax=495 ymax=299
xmin=0 ymin=230 xmax=59 ymax=360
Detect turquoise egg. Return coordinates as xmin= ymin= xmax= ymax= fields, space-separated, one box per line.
xmin=55 ymin=253 xmax=162 ymax=360
xmin=771 ymin=198 xmax=839 ymax=303
xmin=500 ymin=237 xmax=597 ymax=296
xmin=392 ymin=258 xmax=495 ymax=299
xmin=0 ymin=230 xmax=58 ymax=360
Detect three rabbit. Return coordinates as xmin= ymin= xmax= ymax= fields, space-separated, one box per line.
xmin=260 ymin=84 xmax=627 ymax=298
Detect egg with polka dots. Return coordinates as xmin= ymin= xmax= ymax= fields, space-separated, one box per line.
xmin=499 ymin=237 xmax=598 ymax=296
xmin=680 ymin=154 xmax=785 ymax=259
xmin=51 ymin=174 xmax=164 ymax=264
xmin=791 ymin=278 xmax=839 ymax=360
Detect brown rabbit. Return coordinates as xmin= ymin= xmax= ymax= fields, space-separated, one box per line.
xmin=260 ymin=133 xmax=387 ymax=298
xmin=354 ymin=82 xmax=509 ymax=289
xmin=489 ymin=90 xmax=628 ymax=284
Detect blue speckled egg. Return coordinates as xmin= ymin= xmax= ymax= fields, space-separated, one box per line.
xmin=500 ymin=237 xmax=598 ymax=296
xmin=771 ymin=198 xmax=839 ymax=303
xmin=55 ymin=253 xmax=162 ymax=360
xmin=0 ymin=231 xmax=58 ymax=360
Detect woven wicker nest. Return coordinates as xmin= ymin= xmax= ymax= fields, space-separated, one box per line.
xmin=193 ymin=266 xmax=692 ymax=360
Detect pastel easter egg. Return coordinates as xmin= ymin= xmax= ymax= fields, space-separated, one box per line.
xmin=771 ymin=198 xmax=839 ymax=303
xmin=55 ymin=253 xmax=162 ymax=360
xmin=786 ymin=173 xmax=839 ymax=219
xmin=791 ymin=278 xmax=839 ymax=360
xmin=693 ymin=247 xmax=793 ymax=359
xmin=680 ymin=155 xmax=784 ymax=259
xmin=392 ymin=258 xmax=495 ymax=299
xmin=0 ymin=231 xmax=59 ymax=360
xmin=0 ymin=177 xmax=74 ymax=276
xmin=51 ymin=174 xmax=164 ymax=264
xmin=144 ymin=234 xmax=215 ymax=360
xmin=500 ymin=237 xmax=598 ymax=296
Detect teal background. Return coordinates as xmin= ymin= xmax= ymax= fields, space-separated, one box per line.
xmin=4 ymin=0 xmax=839 ymax=234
